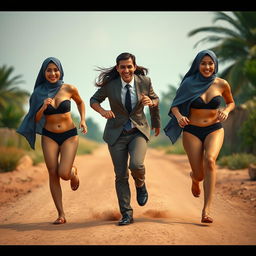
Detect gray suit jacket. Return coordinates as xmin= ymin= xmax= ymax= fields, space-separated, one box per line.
xmin=90 ymin=74 xmax=161 ymax=146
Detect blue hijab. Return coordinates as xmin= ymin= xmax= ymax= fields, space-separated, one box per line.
xmin=163 ymin=50 xmax=218 ymax=144
xmin=16 ymin=57 xmax=64 ymax=149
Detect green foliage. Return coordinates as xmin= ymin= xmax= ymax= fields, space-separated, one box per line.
xmin=164 ymin=138 xmax=186 ymax=155
xmin=244 ymin=59 xmax=256 ymax=86
xmin=0 ymin=64 xmax=30 ymax=129
xmin=218 ymin=153 xmax=256 ymax=170
xmin=0 ymin=146 xmax=25 ymax=172
xmin=148 ymin=133 xmax=171 ymax=148
xmin=188 ymin=11 xmax=256 ymax=104
xmin=77 ymin=136 xmax=100 ymax=155
xmin=0 ymin=102 xmax=26 ymax=128
xmin=158 ymin=84 xmax=178 ymax=128
xmin=0 ymin=128 xmax=32 ymax=150
xmin=82 ymin=117 xmax=103 ymax=142
xmin=0 ymin=128 xmax=100 ymax=172
xmin=0 ymin=65 xmax=29 ymax=106
xmin=71 ymin=114 xmax=103 ymax=142
xmin=239 ymin=105 xmax=256 ymax=151
xmin=146 ymin=83 xmax=178 ymax=148
xmin=26 ymin=150 xmax=45 ymax=166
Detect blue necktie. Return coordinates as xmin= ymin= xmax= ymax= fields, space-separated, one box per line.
xmin=125 ymin=84 xmax=132 ymax=113
xmin=124 ymin=84 xmax=132 ymax=131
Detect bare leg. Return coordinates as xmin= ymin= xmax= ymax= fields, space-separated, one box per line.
xmin=182 ymin=132 xmax=204 ymax=197
xmin=41 ymin=136 xmax=65 ymax=222
xmin=58 ymin=135 xmax=79 ymax=190
xmin=202 ymin=128 xmax=224 ymax=222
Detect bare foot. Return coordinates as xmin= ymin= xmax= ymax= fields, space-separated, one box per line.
xmin=190 ymin=172 xmax=200 ymax=197
xmin=201 ymin=211 xmax=213 ymax=223
xmin=53 ymin=216 xmax=66 ymax=225
xmin=70 ymin=166 xmax=79 ymax=191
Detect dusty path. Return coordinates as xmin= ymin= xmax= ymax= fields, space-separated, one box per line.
xmin=0 ymin=145 xmax=255 ymax=245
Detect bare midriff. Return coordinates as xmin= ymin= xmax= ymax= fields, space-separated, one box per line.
xmin=188 ymin=108 xmax=220 ymax=127
xmin=44 ymin=113 xmax=76 ymax=133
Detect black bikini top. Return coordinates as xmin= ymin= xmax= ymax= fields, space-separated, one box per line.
xmin=190 ymin=95 xmax=222 ymax=109
xmin=43 ymin=99 xmax=71 ymax=115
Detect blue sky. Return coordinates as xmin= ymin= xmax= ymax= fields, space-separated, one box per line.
xmin=0 ymin=11 xmax=233 ymax=130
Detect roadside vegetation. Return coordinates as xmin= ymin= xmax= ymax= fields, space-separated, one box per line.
xmin=148 ymin=12 xmax=256 ymax=170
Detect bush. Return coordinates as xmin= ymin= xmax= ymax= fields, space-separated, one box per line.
xmin=165 ymin=138 xmax=186 ymax=155
xmin=0 ymin=128 xmax=100 ymax=172
xmin=217 ymin=153 xmax=256 ymax=170
xmin=239 ymin=106 xmax=256 ymax=153
xmin=0 ymin=146 xmax=25 ymax=172
xmin=26 ymin=150 xmax=45 ymax=166
xmin=77 ymin=136 xmax=100 ymax=155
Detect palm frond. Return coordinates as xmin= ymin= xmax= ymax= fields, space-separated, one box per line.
xmin=193 ymin=35 xmax=225 ymax=48
xmin=188 ymin=11 xmax=256 ymax=104
xmin=188 ymin=26 xmax=242 ymax=39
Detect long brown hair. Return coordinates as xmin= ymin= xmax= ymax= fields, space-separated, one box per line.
xmin=94 ymin=52 xmax=148 ymax=87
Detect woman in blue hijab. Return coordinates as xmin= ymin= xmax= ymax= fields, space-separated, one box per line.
xmin=17 ymin=57 xmax=87 ymax=224
xmin=164 ymin=50 xmax=235 ymax=223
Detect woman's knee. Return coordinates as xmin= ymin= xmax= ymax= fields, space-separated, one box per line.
xmin=204 ymin=155 xmax=216 ymax=170
xmin=58 ymin=167 xmax=72 ymax=180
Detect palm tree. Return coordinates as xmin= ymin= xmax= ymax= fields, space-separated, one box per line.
xmin=188 ymin=11 xmax=256 ymax=104
xmin=0 ymin=103 xmax=25 ymax=129
xmin=0 ymin=65 xmax=30 ymax=129
xmin=0 ymin=65 xmax=29 ymax=109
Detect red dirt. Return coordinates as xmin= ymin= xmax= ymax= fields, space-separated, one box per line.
xmin=0 ymin=145 xmax=255 ymax=245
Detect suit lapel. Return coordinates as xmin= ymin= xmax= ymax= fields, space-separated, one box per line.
xmin=113 ymin=78 xmax=128 ymax=113
xmin=113 ymin=75 xmax=143 ymax=114
xmin=114 ymin=78 xmax=123 ymax=105
xmin=133 ymin=75 xmax=142 ymax=112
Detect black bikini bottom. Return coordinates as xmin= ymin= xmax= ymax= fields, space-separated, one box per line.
xmin=183 ymin=123 xmax=222 ymax=143
xmin=42 ymin=127 xmax=78 ymax=146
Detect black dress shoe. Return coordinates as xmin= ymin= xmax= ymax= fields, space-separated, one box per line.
xmin=136 ymin=183 xmax=148 ymax=206
xmin=118 ymin=215 xmax=134 ymax=226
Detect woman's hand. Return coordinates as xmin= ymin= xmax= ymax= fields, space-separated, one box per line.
xmin=43 ymin=98 xmax=53 ymax=109
xmin=217 ymin=108 xmax=229 ymax=122
xmin=79 ymin=121 xmax=88 ymax=134
xmin=177 ymin=115 xmax=190 ymax=128
xmin=35 ymin=98 xmax=53 ymax=122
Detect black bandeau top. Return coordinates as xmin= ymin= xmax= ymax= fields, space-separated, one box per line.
xmin=190 ymin=95 xmax=222 ymax=109
xmin=43 ymin=99 xmax=71 ymax=115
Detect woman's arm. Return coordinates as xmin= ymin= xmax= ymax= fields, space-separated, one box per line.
xmin=218 ymin=80 xmax=236 ymax=122
xmin=71 ymin=86 xmax=87 ymax=134
xmin=35 ymin=98 xmax=52 ymax=123
xmin=171 ymin=106 xmax=190 ymax=128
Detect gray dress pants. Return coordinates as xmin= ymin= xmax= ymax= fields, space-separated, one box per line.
xmin=108 ymin=130 xmax=148 ymax=218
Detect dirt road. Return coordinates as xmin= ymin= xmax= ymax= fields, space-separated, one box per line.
xmin=0 ymin=145 xmax=255 ymax=245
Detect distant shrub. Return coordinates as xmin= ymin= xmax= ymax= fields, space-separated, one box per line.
xmin=26 ymin=150 xmax=45 ymax=166
xmin=165 ymin=139 xmax=186 ymax=155
xmin=0 ymin=146 xmax=25 ymax=172
xmin=77 ymin=136 xmax=100 ymax=155
xmin=0 ymin=128 xmax=100 ymax=172
xmin=218 ymin=153 xmax=256 ymax=170
xmin=0 ymin=128 xmax=31 ymax=150
xmin=239 ymin=106 xmax=256 ymax=152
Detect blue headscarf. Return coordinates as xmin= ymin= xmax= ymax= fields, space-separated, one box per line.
xmin=16 ymin=57 xmax=64 ymax=149
xmin=163 ymin=50 xmax=218 ymax=144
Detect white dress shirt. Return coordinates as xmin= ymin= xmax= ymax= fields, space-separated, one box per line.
xmin=120 ymin=76 xmax=137 ymax=128
xmin=120 ymin=76 xmax=137 ymax=109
